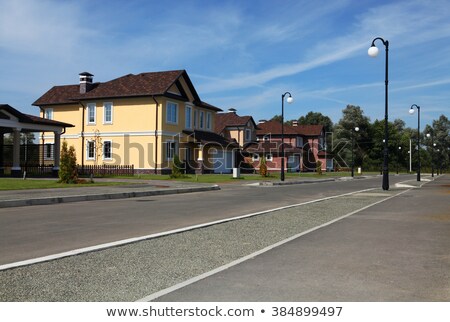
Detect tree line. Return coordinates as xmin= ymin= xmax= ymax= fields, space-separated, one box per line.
xmin=272 ymin=105 xmax=449 ymax=173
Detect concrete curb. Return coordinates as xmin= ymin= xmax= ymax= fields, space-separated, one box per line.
xmin=0 ymin=185 xmax=221 ymax=209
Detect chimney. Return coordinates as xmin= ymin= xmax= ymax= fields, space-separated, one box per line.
xmin=258 ymin=119 xmax=267 ymax=124
xmin=228 ymin=108 xmax=237 ymax=113
xmin=292 ymin=120 xmax=298 ymax=127
xmin=79 ymin=72 xmax=94 ymax=94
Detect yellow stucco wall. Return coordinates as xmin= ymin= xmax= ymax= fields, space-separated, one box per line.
xmin=41 ymin=96 xmax=218 ymax=171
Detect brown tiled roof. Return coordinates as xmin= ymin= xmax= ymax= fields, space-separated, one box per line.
xmin=33 ymin=70 xmax=221 ymax=111
xmin=256 ymin=120 xmax=298 ymax=136
xmin=256 ymin=120 xmax=323 ymax=137
xmin=183 ymin=130 xmax=238 ymax=147
xmin=295 ymin=124 xmax=324 ymax=136
xmin=214 ymin=112 xmax=256 ymax=133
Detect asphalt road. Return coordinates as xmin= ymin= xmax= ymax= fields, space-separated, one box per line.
xmin=0 ymin=175 xmax=415 ymax=265
xmin=154 ymin=175 xmax=450 ymax=301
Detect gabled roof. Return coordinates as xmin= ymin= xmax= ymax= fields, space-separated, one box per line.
xmin=0 ymin=104 xmax=74 ymax=128
xmin=33 ymin=70 xmax=221 ymax=111
xmin=295 ymin=124 xmax=324 ymax=136
xmin=256 ymin=120 xmax=299 ymax=136
xmin=214 ymin=112 xmax=258 ymax=133
xmin=256 ymin=120 xmax=323 ymax=137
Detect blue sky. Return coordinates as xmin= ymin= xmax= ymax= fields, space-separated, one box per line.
xmin=1 ymin=0 xmax=449 ymax=130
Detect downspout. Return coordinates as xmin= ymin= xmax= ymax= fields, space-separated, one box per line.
xmin=152 ymin=96 xmax=159 ymax=174
xmin=78 ymin=101 xmax=86 ymax=172
xmin=39 ymin=107 xmax=45 ymax=164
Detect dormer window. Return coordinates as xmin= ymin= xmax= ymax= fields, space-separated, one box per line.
xmin=245 ymin=129 xmax=252 ymax=142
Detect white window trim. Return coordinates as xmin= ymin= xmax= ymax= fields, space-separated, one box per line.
xmin=185 ymin=105 xmax=192 ymax=129
xmin=193 ymin=109 xmax=198 ymax=129
xmin=103 ymin=140 xmax=113 ymax=161
xmin=166 ymin=101 xmax=178 ymax=125
xmin=266 ymin=153 xmax=273 ymax=161
xmin=103 ymin=102 xmax=113 ymax=124
xmin=44 ymin=108 xmax=53 ymax=120
xmin=252 ymin=154 xmax=260 ymax=162
xmin=166 ymin=141 xmax=177 ymax=161
xmin=87 ymin=103 xmax=96 ymax=125
xmin=199 ymin=111 xmax=204 ymax=129
xmin=86 ymin=140 xmax=96 ymax=160
xmin=206 ymin=112 xmax=212 ymax=130
xmin=245 ymin=129 xmax=252 ymax=142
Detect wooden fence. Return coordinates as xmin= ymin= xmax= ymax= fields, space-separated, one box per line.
xmin=78 ymin=164 xmax=135 ymax=176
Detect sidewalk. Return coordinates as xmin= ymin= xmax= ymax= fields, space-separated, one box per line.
xmin=0 ymin=179 xmax=220 ymax=208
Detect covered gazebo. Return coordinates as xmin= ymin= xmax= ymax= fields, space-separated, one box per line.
xmin=0 ymin=104 xmax=73 ymax=177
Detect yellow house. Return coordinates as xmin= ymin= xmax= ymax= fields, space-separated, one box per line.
xmin=33 ymin=70 xmax=236 ymax=174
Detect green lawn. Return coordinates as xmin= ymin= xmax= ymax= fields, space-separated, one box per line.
xmin=112 ymin=171 xmax=366 ymax=183
xmin=0 ymin=178 xmax=133 ymax=191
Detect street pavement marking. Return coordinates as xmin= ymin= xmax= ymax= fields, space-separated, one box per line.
xmin=0 ymin=188 xmax=376 ymax=271
xmin=136 ymin=188 xmax=412 ymax=302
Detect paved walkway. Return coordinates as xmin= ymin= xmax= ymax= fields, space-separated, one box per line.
xmin=0 ymin=175 xmax=380 ymax=208
xmin=0 ymin=178 xmax=220 ymax=208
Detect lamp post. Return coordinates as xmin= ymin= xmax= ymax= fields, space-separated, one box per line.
xmin=409 ymin=104 xmax=421 ymax=181
xmin=397 ymin=146 xmax=402 ymax=174
xmin=426 ymin=133 xmax=435 ymax=177
xmin=351 ymin=126 xmax=359 ymax=177
xmin=368 ymin=37 xmax=389 ymax=190
xmin=280 ymin=92 xmax=293 ymax=181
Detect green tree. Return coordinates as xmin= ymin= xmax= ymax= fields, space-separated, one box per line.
xmin=259 ymin=156 xmax=268 ymax=177
xmin=298 ymin=111 xmax=334 ymax=133
xmin=59 ymin=140 xmax=78 ymax=183
xmin=170 ymin=155 xmax=184 ymax=178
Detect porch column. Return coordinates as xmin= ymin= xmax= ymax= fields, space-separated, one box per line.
xmin=52 ymin=131 xmax=61 ymax=177
xmin=11 ymin=128 xmax=21 ymax=177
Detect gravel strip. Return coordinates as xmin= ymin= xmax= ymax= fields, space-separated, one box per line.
xmin=0 ymin=188 xmax=401 ymax=301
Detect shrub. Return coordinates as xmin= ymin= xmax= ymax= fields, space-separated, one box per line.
xmin=316 ymin=160 xmax=323 ymax=175
xmin=260 ymin=156 xmax=268 ymax=177
xmin=59 ymin=140 xmax=78 ymax=183
xmin=170 ymin=155 xmax=184 ymax=178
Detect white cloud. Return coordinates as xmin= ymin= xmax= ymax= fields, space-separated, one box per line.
xmin=0 ymin=0 xmax=91 ymax=59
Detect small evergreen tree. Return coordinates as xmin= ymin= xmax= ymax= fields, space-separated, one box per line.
xmin=259 ymin=156 xmax=268 ymax=177
xmin=170 ymin=155 xmax=183 ymax=178
xmin=316 ymin=160 xmax=323 ymax=175
xmin=59 ymin=140 xmax=78 ymax=183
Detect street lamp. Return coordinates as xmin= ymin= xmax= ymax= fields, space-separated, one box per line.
xmin=409 ymin=104 xmax=421 ymax=181
xmin=281 ymin=92 xmax=293 ymax=181
xmin=426 ymin=133 xmax=435 ymax=177
xmin=351 ymin=126 xmax=359 ymax=177
xmin=397 ymin=146 xmax=402 ymax=174
xmin=368 ymin=37 xmax=390 ymax=190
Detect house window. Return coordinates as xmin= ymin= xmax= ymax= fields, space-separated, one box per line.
xmin=166 ymin=141 xmax=177 ymax=160
xmin=87 ymin=103 xmax=96 ymax=124
xmin=193 ymin=109 xmax=198 ymax=128
xmin=206 ymin=112 xmax=211 ymax=130
xmin=252 ymin=154 xmax=260 ymax=162
xmin=44 ymin=108 xmax=53 ymax=120
xmin=266 ymin=154 xmax=273 ymax=161
xmin=103 ymin=140 xmax=112 ymax=160
xmin=166 ymin=101 xmax=178 ymax=124
xmin=297 ymin=136 xmax=304 ymax=148
xmin=185 ymin=105 xmax=192 ymax=129
xmin=87 ymin=141 xmax=95 ymax=160
xmin=103 ymin=102 xmax=113 ymax=124
xmin=199 ymin=111 xmax=204 ymax=129
xmin=245 ymin=129 xmax=252 ymax=142
xmin=44 ymin=144 xmax=53 ymax=160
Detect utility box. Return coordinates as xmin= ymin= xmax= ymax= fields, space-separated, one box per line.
xmin=233 ymin=168 xmax=240 ymax=178
xmin=358 ymin=167 xmax=362 ymax=174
